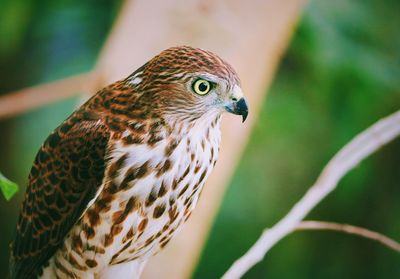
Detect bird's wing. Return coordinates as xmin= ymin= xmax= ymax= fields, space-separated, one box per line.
xmin=10 ymin=111 xmax=111 ymax=279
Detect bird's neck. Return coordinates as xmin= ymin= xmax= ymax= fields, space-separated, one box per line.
xmin=166 ymin=113 xmax=222 ymax=141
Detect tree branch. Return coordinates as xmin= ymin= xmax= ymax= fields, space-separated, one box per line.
xmin=222 ymin=110 xmax=400 ymax=279
xmin=296 ymin=220 xmax=400 ymax=253
xmin=0 ymin=72 xmax=94 ymax=120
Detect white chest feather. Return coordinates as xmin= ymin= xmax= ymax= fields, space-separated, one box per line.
xmin=44 ymin=117 xmax=221 ymax=278
xmin=105 ymin=118 xmax=221 ymax=263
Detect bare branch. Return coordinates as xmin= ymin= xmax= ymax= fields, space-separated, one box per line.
xmin=222 ymin=110 xmax=400 ymax=279
xmin=296 ymin=221 xmax=400 ymax=253
xmin=0 ymin=72 xmax=94 ymax=120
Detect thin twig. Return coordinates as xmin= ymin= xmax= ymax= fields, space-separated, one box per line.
xmin=222 ymin=110 xmax=400 ymax=279
xmin=296 ymin=220 xmax=400 ymax=253
xmin=0 ymin=72 xmax=94 ymax=120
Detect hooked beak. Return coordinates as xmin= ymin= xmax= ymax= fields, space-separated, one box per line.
xmin=225 ymin=97 xmax=249 ymax=122
xmin=224 ymin=85 xmax=249 ymax=122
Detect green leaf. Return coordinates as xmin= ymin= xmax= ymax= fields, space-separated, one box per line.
xmin=0 ymin=171 xmax=19 ymax=200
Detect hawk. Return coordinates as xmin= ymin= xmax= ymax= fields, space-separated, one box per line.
xmin=10 ymin=46 xmax=248 ymax=279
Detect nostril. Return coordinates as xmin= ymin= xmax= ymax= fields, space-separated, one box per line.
xmin=232 ymin=97 xmax=238 ymax=102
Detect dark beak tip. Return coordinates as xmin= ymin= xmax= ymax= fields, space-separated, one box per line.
xmin=242 ymin=111 xmax=248 ymax=123
xmin=237 ymin=97 xmax=248 ymax=123
xmin=225 ymin=97 xmax=249 ymax=122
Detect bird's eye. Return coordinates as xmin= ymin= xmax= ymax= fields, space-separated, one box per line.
xmin=192 ymin=79 xmax=212 ymax=95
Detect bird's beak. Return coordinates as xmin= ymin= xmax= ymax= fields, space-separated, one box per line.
xmin=224 ymin=86 xmax=249 ymax=122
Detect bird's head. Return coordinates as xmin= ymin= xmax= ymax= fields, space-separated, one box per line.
xmin=125 ymin=46 xmax=248 ymax=123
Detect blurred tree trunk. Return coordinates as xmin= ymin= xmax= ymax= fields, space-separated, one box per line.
xmin=91 ymin=0 xmax=306 ymax=278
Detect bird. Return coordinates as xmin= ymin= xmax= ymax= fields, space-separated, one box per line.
xmin=10 ymin=46 xmax=248 ymax=279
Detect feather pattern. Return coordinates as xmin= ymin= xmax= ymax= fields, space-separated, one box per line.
xmin=10 ymin=46 xmax=245 ymax=278
xmin=10 ymin=111 xmax=110 ymax=279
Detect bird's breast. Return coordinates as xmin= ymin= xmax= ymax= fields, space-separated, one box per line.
xmin=62 ymin=123 xmax=221 ymax=272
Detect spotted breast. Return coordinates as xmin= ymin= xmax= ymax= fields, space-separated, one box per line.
xmin=40 ymin=113 xmax=221 ymax=278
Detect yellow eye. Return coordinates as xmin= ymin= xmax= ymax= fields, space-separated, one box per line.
xmin=192 ymin=79 xmax=212 ymax=95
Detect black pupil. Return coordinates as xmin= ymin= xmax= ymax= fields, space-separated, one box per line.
xmin=198 ymin=81 xmax=208 ymax=92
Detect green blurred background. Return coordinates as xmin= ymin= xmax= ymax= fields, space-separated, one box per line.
xmin=0 ymin=0 xmax=399 ymax=278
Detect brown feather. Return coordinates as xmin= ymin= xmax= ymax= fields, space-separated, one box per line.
xmin=10 ymin=110 xmax=110 ymax=279
xmin=10 ymin=46 xmax=243 ymax=278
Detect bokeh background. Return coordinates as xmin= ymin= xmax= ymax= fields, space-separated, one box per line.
xmin=0 ymin=0 xmax=399 ymax=278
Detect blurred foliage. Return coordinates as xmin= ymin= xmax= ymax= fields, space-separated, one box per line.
xmin=0 ymin=0 xmax=399 ymax=278
xmin=0 ymin=172 xmax=18 ymax=201
xmin=195 ymin=0 xmax=400 ymax=278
